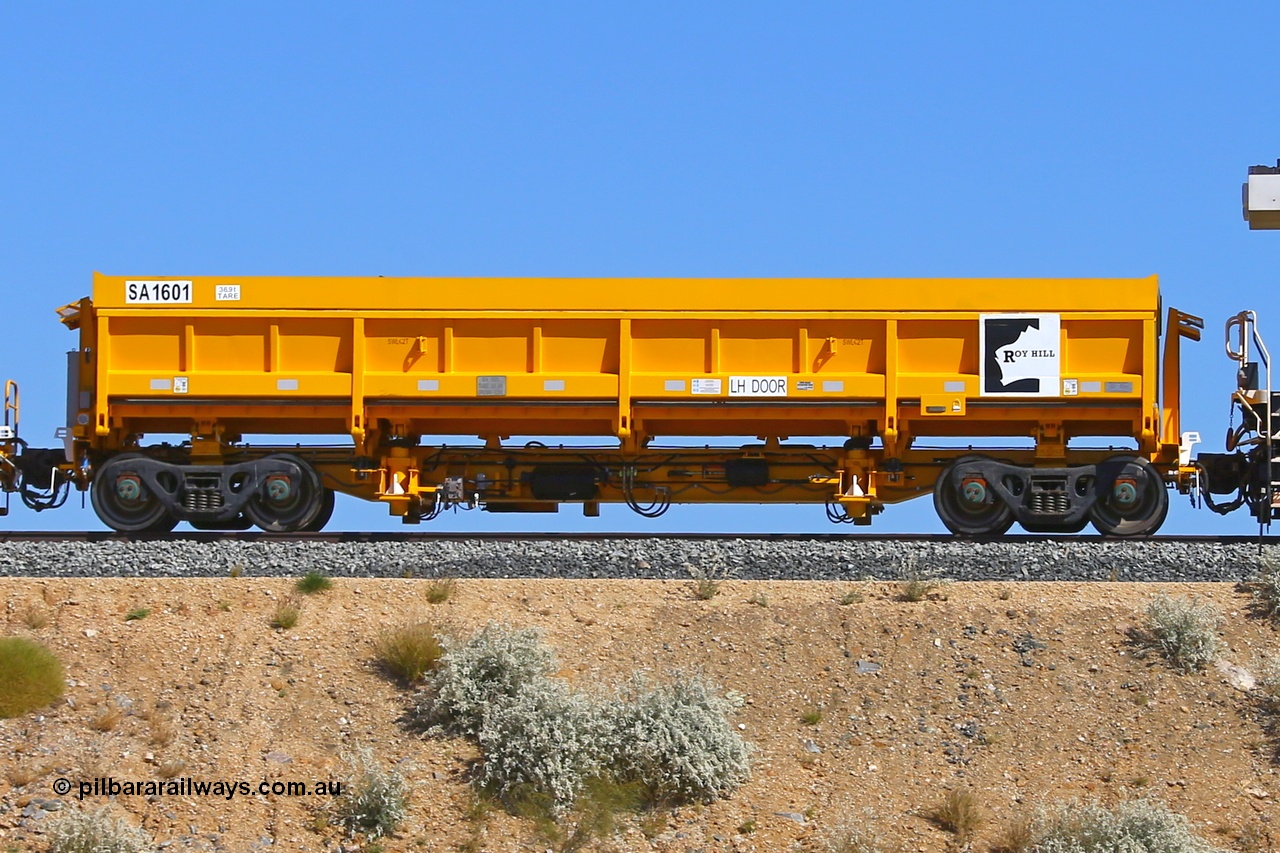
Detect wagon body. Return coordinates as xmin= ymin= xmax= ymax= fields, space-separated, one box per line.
xmin=43 ymin=273 xmax=1197 ymax=534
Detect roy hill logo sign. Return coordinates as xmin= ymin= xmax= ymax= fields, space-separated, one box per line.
xmin=979 ymin=314 xmax=1060 ymax=397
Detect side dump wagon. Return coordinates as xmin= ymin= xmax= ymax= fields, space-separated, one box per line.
xmin=2 ymin=273 xmax=1207 ymax=535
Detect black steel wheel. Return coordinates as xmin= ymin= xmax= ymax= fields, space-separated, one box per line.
xmin=91 ymin=454 xmax=177 ymax=533
xmin=302 ymin=488 xmax=336 ymax=532
xmin=1088 ymin=455 xmax=1168 ymax=537
xmin=933 ymin=455 xmax=1015 ymax=536
xmin=243 ymin=450 xmax=325 ymax=532
xmin=243 ymin=454 xmax=325 ymax=533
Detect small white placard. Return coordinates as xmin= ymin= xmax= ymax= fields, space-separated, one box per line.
xmin=173 ymin=377 xmax=188 ymax=394
xmin=822 ymin=380 xmax=845 ymax=393
xmin=664 ymin=379 xmax=687 ymax=392
xmin=277 ymin=379 xmax=299 ymax=391
xmin=1062 ymin=378 xmax=1078 ymax=396
xmin=543 ymin=379 xmax=566 ymax=391
xmin=215 ymin=284 xmax=241 ymax=301
xmin=691 ymin=379 xmax=722 ymax=395
xmin=729 ymin=376 xmax=788 ymax=397
xmin=149 ymin=378 xmax=171 ymax=390
xmin=417 ymin=379 xmax=440 ymax=392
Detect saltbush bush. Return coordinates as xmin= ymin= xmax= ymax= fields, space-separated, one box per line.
xmin=417 ymin=623 xmax=751 ymax=818
xmin=330 ymin=746 xmax=407 ymax=840
xmin=602 ymin=674 xmax=750 ymax=804
xmin=1143 ymin=594 xmax=1223 ymax=673
xmin=1028 ymin=799 xmax=1226 ymax=853
xmin=47 ymin=806 xmax=152 ymax=853
xmin=817 ymin=814 xmax=901 ymax=853
xmin=1245 ymin=559 xmax=1280 ymax=623
xmin=0 ymin=635 xmax=65 ymax=718
xmin=418 ymin=623 xmax=556 ymax=736
xmin=476 ymin=677 xmax=604 ymax=809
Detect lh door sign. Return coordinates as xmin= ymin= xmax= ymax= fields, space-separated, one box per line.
xmin=980 ymin=314 xmax=1060 ymax=397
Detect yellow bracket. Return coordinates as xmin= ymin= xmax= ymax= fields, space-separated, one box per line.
xmin=3 ymin=380 xmax=17 ymax=436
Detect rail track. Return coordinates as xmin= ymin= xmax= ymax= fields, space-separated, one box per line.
xmin=1 ymin=530 xmax=1278 ymax=545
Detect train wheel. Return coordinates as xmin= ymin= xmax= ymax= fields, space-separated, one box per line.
xmin=91 ymin=454 xmax=177 ymax=533
xmin=933 ymin=455 xmax=1015 ymax=536
xmin=302 ymin=488 xmax=336 ymax=532
xmin=1088 ymin=455 xmax=1168 ymax=537
xmin=244 ymin=455 xmax=325 ymax=533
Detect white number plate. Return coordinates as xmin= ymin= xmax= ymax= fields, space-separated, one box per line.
xmin=728 ymin=375 xmax=788 ymax=397
xmin=125 ymin=280 xmax=193 ymax=304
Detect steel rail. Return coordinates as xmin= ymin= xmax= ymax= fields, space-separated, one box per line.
xmin=1 ymin=530 xmax=1278 ymax=545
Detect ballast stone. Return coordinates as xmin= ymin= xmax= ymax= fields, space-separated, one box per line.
xmin=0 ymin=539 xmax=1269 ymax=582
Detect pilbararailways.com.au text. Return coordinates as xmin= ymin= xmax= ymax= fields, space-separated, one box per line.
xmin=59 ymin=777 xmax=341 ymax=801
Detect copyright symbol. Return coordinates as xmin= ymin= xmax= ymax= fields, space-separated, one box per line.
xmin=52 ymin=778 xmax=71 ymax=796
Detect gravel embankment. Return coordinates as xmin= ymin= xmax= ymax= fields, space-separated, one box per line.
xmin=0 ymin=538 xmax=1273 ymax=581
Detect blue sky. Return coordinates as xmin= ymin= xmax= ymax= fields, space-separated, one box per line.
xmin=1 ymin=3 xmax=1276 ymax=534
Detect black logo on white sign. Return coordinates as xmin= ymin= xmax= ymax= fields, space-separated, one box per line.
xmin=980 ymin=314 xmax=1060 ymax=397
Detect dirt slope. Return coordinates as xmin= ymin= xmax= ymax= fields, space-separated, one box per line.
xmin=2 ymin=577 xmax=1278 ymax=852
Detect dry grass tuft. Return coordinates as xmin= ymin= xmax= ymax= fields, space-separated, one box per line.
xmin=149 ymin=715 xmax=176 ymax=747
xmin=23 ymin=605 xmax=51 ymax=630
xmin=8 ymin=762 xmax=52 ymax=787
xmin=426 ymin=577 xmax=457 ymax=604
xmin=990 ymin=815 xmax=1036 ymax=853
xmin=90 ymin=702 xmax=125 ymax=732
xmin=928 ymin=788 xmax=983 ymax=843
xmin=374 ymin=622 xmax=444 ymax=684
xmin=295 ymin=571 xmax=333 ymax=595
xmin=156 ymin=758 xmax=186 ymax=779
xmin=270 ymin=598 xmax=301 ymax=630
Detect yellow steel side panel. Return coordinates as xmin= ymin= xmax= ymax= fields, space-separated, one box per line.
xmin=80 ymin=273 xmax=1164 ymax=446
xmin=540 ymin=322 xmax=618 ymax=373
xmin=718 ymin=320 xmax=795 ymax=373
xmin=108 ymin=317 xmax=183 ymax=371
xmin=194 ymin=318 xmax=269 ymax=372
xmin=1062 ymin=318 xmax=1143 ymax=376
xmin=631 ymin=320 xmax=714 ymax=374
xmin=896 ymin=320 xmax=978 ymax=374
xmin=277 ymin=319 xmax=352 ymax=373
xmin=448 ymin=319 xmax=530 ymax=373
xmin=364 ymin=320 xmax=445 ymax=373
xmin=92 ymin=273 xmax=1160 ymax=312
xmin=802 ymin=322 xmax=885 ymax=374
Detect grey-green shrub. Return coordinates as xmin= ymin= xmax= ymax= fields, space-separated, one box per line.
xmin=476 ymin=677 xmax=604 ymax=810
xmin=1029 ymin=799 xmax=1226 ymax=853
xmin=418 ymin=623 xmax=556 ymax=736
xmin=47 ymin=806 xmax=152 ymax=853
xmin=818 ymin=814 xmax=900 ymax=853
xmin=330 ymin=746 xmax=407 ymax=839
xmin=1257 ymin=652 xmax=1280 ymax=701
xmin=1246 ymin=559 xmax=1280 ymax=623
xmin=1143 ymin=594 xmax=1223 ymax=673
xmin=603 ymin=674 xmax=750 ymax=803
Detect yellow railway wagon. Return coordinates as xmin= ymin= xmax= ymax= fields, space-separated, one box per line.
xmin=36 ymin=273 xmax=1202 ymax=535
